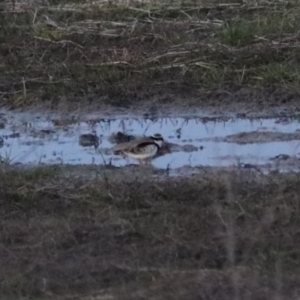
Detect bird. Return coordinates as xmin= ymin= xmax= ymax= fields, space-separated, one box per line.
xmin=112 ymin=133 xmax=164 ymax=165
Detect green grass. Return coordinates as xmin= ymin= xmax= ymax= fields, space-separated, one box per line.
xmin=36 ymin=27 xmax=65 ymax=41
xmin=256 ymin=10 xmax=300 ymax=35
xmin=220 ymin=22 xmax=256 ymax=46
xmin=0 ymin=166 xmax=58 ymax=181
xmin=258 ymin=62 xmax=300 ymax=85
xmin=219 ymin=9 xmax=300 ymax=46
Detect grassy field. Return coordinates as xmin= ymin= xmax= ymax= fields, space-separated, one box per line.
xmin=2 ymin=0 xmax=300 ymax=299
xmin=1 ymin=0 xmax=300 ymax=110
xmin=1 ymin=165 xmax=300 ymax=299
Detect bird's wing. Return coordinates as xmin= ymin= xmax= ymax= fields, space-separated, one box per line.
xmin=112 ymin=137 xmax=152 ymax=152
xmin=129 ymin=141 xmax=157 ymax=154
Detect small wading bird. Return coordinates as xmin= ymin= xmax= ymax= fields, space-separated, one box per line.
xmin=112 ymin=133 xmax=164 ymax=165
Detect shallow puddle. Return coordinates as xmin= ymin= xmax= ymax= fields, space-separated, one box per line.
xmin=1 ymin=110 xmax=300 ymax=171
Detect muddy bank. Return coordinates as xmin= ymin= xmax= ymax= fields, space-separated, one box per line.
xmin=1 ymin=162 xmax=298 ymax=183
xmin=81 ymin=87 xmax=300 ymax=118
xmin=5 ymin=87 xmax=300 ymax=119
xmin=202 ymin=130 xmax=300 ymax=144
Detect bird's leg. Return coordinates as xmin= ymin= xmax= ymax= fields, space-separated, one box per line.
xmin=138 ymin=159 xmax=146 ymax=166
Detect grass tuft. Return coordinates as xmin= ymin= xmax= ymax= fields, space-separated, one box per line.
xmin=220 ymin=9 xmax=300 ymax=46
xmin=220 ymin=22 xmax=256 ymax=46
xmin=258 ymin=62 xmax=300 ymax=85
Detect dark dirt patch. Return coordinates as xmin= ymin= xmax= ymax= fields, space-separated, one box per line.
xmin=1 ymin=165 xmax=300 ymax=299
xmin=203 ymin=130 xmax=300 ymax=144
xmin=7 ymin=86 xmax=300 ymax=118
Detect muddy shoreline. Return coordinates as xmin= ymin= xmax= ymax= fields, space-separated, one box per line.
xmin=3 ymin=87 xmax=300 ymax=119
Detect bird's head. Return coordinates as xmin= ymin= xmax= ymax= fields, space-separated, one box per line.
xmin=150 ymin=133 xmax=164 ymax=148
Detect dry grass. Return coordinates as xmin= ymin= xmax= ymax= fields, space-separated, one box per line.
xmin=1 ymin=0 xmax=300 ymax=109
xmin=1 ymin=166 xmax=300 ymax=299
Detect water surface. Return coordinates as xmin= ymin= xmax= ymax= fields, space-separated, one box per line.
xmin=1 ymin=111 xmax=300 ymax=170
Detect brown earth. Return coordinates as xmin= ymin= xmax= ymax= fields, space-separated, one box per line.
xmin=1 ymin=165 xmax=300 ymax=300
xmin=200 ymin=130 xmax=300 ymax=144
xmin=48 ymin=88 xmax=300 ymax=118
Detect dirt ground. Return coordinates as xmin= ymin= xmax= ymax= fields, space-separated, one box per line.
xmin=2 ymin=0 xmax=300 ymax=299
xmin=1 ymin=165 xmax=300 ymax=300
